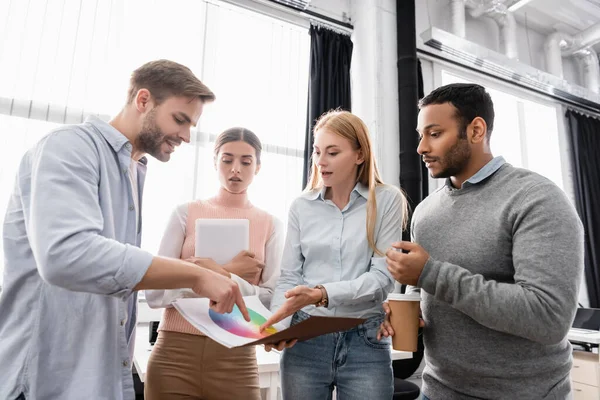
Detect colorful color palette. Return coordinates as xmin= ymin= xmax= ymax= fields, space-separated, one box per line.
xmin=209 ymin=306 xmax=278 ymax=339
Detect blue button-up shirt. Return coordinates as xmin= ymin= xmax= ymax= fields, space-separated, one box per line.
xmin=0 ymin=116 xmax=153 ymax=400
xmin=446 ymin=156 xmax=507 ymax=189
xmin=271 ymin=183 xmax=404 ymax=321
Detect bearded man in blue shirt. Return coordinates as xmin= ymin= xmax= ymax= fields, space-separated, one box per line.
xmin=0 ymin=59 xmax=249 ymax=400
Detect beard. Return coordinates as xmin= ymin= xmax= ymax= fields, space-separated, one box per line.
xmin=432 ymin=137 xmax=471 ymax=179
xmin=136 ymin=108 xmax=169 ymax=162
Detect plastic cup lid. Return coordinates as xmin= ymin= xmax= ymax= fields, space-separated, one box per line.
xmin=387 ymin=293 xmax=421 ymax=301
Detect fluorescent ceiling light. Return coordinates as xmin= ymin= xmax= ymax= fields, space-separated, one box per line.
xmin=508 ymin=0 xmax=537 ymax=12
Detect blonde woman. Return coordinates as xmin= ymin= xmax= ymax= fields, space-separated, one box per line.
xmin=261 ymin=110 xmax=407 ymax=399
xmin=144 ymin=128 xmax=284 ymax=400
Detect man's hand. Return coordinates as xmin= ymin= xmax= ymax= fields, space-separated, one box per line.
xmin=385 ymin=241 xmax=430 ymax=286
xmin=259 ymin=285 xmax=322 ymax=332
xmin=264 ymin=339 xmax=298 ymax=352
xmin=224 ymin=251 xmax=265 ymax=282
xmin=377 ymin=301 xmax=425 ymax=340
xmin=191 ymin=267 xmax=250 ymax=321
xmin=185 ymin=257 xmax=230 ymax=278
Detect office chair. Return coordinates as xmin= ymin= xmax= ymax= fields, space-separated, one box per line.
xmin=392 ymin=327 xmax=424 ymax=400
xmin=393 ymin=379 xmax=421 ymax=400
xmin=149 ymin=320 xmax=160 ymax=344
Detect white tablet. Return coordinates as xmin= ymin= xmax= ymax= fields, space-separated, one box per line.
xmin=195 ymin=219 xmax=249 ymax=264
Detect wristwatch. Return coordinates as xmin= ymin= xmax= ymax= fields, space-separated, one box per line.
xmin=314 ymin=284 xmax=329 ymax=308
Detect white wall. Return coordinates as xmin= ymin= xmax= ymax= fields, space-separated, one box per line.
xmin=349 ymin=0 xmax=401 ymax=187
xmin=308 ymin=0 xmax=351 ymax=23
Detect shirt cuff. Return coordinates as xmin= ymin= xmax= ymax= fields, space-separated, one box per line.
xmin=113 ymin=244 xmax=153 ymax=299
xmin=321 ymin=282 xmax=344 ymax=308
xmin=230 ymin=273 xmax=257 ymax=297
xmin=166 ymin=288 xmax=198 ymax=306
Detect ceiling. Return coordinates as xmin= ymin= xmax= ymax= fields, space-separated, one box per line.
xmin=507 ymin=0 xmax=600 ymax=35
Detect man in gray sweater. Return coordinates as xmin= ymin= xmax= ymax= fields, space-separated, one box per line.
xmin=382 ymin=83 xmax=584 ymax=399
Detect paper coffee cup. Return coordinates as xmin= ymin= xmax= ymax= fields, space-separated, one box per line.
xmin=387 ymin=293 xmax=421 ymax=352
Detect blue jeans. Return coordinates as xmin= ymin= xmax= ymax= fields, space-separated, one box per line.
xmin=280 ymin=310 xmax=393 ymax=400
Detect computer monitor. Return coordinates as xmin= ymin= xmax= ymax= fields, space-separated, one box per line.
xmin=572 ymin=308 xmax=600 ymax=331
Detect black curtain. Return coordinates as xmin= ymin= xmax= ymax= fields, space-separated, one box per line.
xmin=417 ymin=61 xmax=428 ymax=206
xmin=397 ymin=0 xmax=427 ymax=243
xmin=302 ymin=25 xmax=353 ymax=188
xmin=567 ymin=110 xmax=600 ymax=308
xmin=393 ymin=2 xmax=427 ymax=379
xmin=399 ymin=59 xmax=428 ymax=242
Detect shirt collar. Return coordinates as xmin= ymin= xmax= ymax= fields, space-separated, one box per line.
xmin=354 ymin=182 xmax=369 ymax=199
xmin=306 ymin=182 xmax=369 ymax=201
xmin=445 ymin=156 xmax=506 ymax=189
xmin=86 ymin=115 xmax=148 ymax=165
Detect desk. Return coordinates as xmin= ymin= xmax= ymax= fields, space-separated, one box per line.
xmin=568 ymin=329 xmax=600 ymax=345
xmin=567 ymin=329 xmax=600 ymax=399
xmin=256 ymin=347 xmax=281 ymax=400
xmin=133 ymin=323 xmax=411 ymax=400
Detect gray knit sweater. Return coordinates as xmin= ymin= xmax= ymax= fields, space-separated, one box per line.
xmin=413 ymin=163 xmax=584 ymax=400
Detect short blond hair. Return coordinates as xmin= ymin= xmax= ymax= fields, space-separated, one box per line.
xmin=127 ymin=59 xmax=215 ymax=105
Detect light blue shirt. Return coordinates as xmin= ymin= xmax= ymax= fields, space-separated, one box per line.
xmin=446 ymin=156 xmax=507 ymax=189
xmin=0 ymin=116 xmax=153 ymax=400
xmin=271 ymin=183 xmax=404 ymax=320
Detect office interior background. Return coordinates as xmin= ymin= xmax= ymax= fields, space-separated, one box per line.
xmin=1 ymin=0 xmax=600 ymax=399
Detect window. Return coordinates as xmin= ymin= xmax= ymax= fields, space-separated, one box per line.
xmin=441 ymin=70 xmax=564 ymax=189
xmin=0 ymin=0 xmax=310 ymax=283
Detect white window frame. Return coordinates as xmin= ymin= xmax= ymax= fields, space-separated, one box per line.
xmin=419 ymin=56 xmax=576 ymax=204
xmin=0 ymin=0 xmax=311 ymax=286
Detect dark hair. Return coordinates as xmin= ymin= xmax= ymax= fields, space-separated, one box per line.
xmin=214 ymin=127 xmax=262 ymax=164
xmin=419 ymin=83 xmax=495 ymax=140
xmin=127 ymin=59 xmax=216 ymax=105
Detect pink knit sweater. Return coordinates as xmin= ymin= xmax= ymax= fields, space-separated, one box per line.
xmin=159 ymin=190 xmax=275 ymax=335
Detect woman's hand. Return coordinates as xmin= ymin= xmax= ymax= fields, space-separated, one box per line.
xmin=264 ymin=339 xmax=298 ymax=352
xmin=377 ymin=301 xmax=425 ymax=340
xmin=223 ymin=250 xmax=265 ymax=282
xmin=259 ymin=285 xmax=322 ymax=331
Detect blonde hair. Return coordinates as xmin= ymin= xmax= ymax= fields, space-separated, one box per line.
xmin=305 ymin=110 xmax=408 ymax=256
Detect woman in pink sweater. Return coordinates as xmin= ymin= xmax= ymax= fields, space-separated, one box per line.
xmin=144 ymin=127 xmax=284 ymax=400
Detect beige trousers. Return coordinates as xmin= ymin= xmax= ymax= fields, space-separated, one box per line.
xmin=144 ymin=331 xmax=261 ymax=400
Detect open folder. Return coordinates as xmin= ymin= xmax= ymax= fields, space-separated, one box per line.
xmin=173 ymin=296 xmax=365 ymax=348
